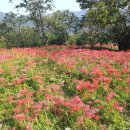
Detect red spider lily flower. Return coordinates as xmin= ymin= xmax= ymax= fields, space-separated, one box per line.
xmin=21 ymin=74 xmax=27 ymax=78
xmin=27 ymin=116 xmax=34 ymax=122
xmin=8 ymin=96 xmax=15 ymax=102
xmin=0 ymin=77 xmax=6 ymax=83
xmin=87 ymin=101 xmax=93 ymax=105
xmin=32 ymin=75 xmax=44 ymax=82
xmin=126 ymin=78 xmax=130 ymax=84
xmin=14 ymin=107 xmax=21 ymax=113
xmin=14 ymin=113 xmax=26 ymax=121
xmin=69 ymin=98 xmax=85 ymax=112
xmin=49 ymin=84 xmax=61 ymax=92
xmin=27 ymin=92 xmax=34 ymax=97
xmin=76 ymin=84 xmax=83 ymax=92
xmin=45 ymin=106 xmax=49 ymax=110
xmin=24 ymin=97 xmax=34 ymax=105
xmin=76 ymin=116 xmax=84 ymax=125
xmin=16 ymin=99 xmax=26 ymax=106
xmin=65 ymin=64 xmax=75 ymax=69
xmin=44 ymin=93 xmax=54 ymax=100
xmin=94 ymin=115 xmax=100 ymax=120
xmin=94 ymin=99 xmax=100 ymax=103
xmin=84 ymin=107 xmax=99 ymax=119
xmin=53 ymin=108 xmax=63 ymax=115
xmin=79 ymin=68 xmax=88 ymax=74
xmin=19 ymin=88 xmax=28 ymax=95
xmin=69 ymin=96 xmax=82 ymax=104
xmin=84 ymin=111 xmax=95 ymax=119
xmin=33 ymin=109 xmax=41 ymax=116
xmin=26 ymin=124 xmax=33 ymax=130
xmin=21 ymin=68 xmax=28 ymax=73
xmin=89 ymin=89 xmax=95 ymax=93
xmin=92 ymin=80 xmax=100 ymax=89
xmin=76 ymin=81 xmax=91 ymax=92
xmin=12 ymin=127 xmax=16 ymax=130
xmin=27 ymin=60 xmax=35 ymax=66
xmin=13 ymin=78 xmax=23 ymax=85
xmin=23 ymin=109 xmax=29 ymax=113
xmin=107 ymin=68 xmax=120 ymax=77
xmin=98 ymin=105 xmax=104 ymax=109
xmin=0 ymin=68 xmax=4 ymax=74
xmin=100 ymin=76 xmax=112 ymax=84
xmin=33 ymin=102 xmax=43 ymax=109
xmin=118 ymin=78 xmax=122 ymax=81
xmin=92 ymin=66 xmax=103 ymax=78
xmin=100 ymin=125 xmax=107 ymax=130
xmin=54 ymin=97 xmax=67 ymax=106
xmin=106 ymin=92 xmax=116 ymax=102
xmin=76 ymin=80 xmax=99 ymax=92
xmin=113 ymin=101 xmax=124 ymax=112
xmin=122 ymin=65 xmax=130 ymax=73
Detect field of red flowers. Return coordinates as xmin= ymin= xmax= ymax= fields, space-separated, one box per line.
xmin=0 ymin=46 xmax=130 ymax=130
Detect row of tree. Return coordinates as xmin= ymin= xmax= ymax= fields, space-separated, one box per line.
xmin=0 ymin=10 xmax=79 ymax=47
xmin=0 ymin=0 xmax=130 ymax=50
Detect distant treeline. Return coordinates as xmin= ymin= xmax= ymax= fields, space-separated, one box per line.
xmin=0 ymin=0 xmax=130 ymax=50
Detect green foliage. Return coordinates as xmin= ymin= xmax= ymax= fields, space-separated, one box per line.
xmin=0 ymin=9 xmax=79 ymax=47
xmin=19 ymin=27 xmax=42 ymax=47
xmin=11 ymin=0 xmax=54 ymax=45
xmin=49 ymin=33 xmax=66 ymax=45
xmin=0 ymin=17 xmax=42 ymax=47
xmin=77 ymin=0 xmax=130 ymax=48
xmin=76 ymin=33 xmax=86 ymax=45
xmin=0 ymin=35 xmax=6 ymax=48
xmin=0 ymin=42 xmax=6 ymax=48
xmin=49 ymin=10 xmax=79 ymax=44
xmin=67 ymin=34 xmax=77 ymax=45
xmin=3 ymin=0 xmax=129 ymax=49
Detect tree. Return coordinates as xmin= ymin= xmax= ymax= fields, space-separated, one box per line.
xmin=77 ymin=0 xmax=130 ymax=50
xmin=0 ymin=12 xmax=42 ymax=47
xmin=0 ymin=12 xmax=27 ymax=47
xmin=10 ymin=0 xmax=54 ymax=46
xmin=49 ymin=10 xmax=79 ymax=44
xmin=20 ymin=27 xmax=41 ymax=47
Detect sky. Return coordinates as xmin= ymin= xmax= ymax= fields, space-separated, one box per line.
xmin=0 ymin=0 xmax=81 ymax=14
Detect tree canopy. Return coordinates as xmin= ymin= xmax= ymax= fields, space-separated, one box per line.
xmin=76 ymin=0 xmax=130 ymax=49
